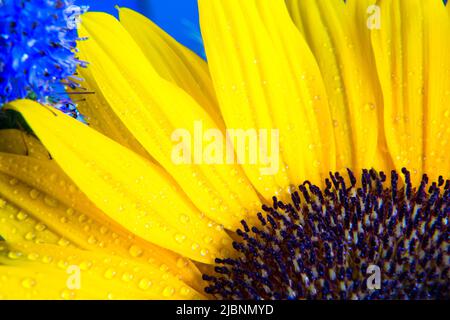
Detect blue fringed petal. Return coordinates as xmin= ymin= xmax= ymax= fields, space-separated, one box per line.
xmin=0 ymin=0 xmax=87 ymax=111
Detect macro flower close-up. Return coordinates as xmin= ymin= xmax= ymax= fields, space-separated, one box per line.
xmin=0 ymin=0 xmax=448 ymax=300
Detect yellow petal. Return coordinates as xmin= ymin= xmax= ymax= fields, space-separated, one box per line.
xmin=0 ymin=129 xmax=49 ymax=160
xmin=118 ymin=8 xmax=222 ymax=126
xmin=0 ymin=242 xmax=205 ymax=299
xmin=0 ymin=138 xmax=204 ymax=291
xmin=371 ymin=0 xmax=428 ymax=183
xmin=0 ymin=196 xmax=62 ymax=246
xmin=286 ymin=0 xmax=382 ymax=174
xmin=199 ymin=0 xmax=336 ymax=197
xmin=6 ymin=100 xmax=232 ymax=264
xmin=77 ymin=12 xmax=262 ymax=229
xmin=0 ymin=160 xmax=204 ymax=291
xmin=422 ymin=0 xmax=450 ymax=180
xmin=70 ymin=73 xmax=152 ymax=160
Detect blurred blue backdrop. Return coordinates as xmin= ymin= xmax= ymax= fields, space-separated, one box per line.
xmin=79 ymin=0 xmax=205 ymax=59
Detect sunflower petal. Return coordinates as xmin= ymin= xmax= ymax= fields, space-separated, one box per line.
xmin=0 ymin=196 xmax=62 ymax=246
xmin=286 ymin=0 xmax=382 ymax=173
xmin=422 ymin=0 xmax=450 ymax=180
xmin=371 ymin=0 xmax=428 ymax=183
xmin=0 ymin=139 xmax=205 ymax=290
xmin=70 ymin=73 xmax=152 ymax=160
xmin=199 ymin=0 xmax=336 ymax=197
xmin=0 ymin=242 xmax=205 ymax=299
xmin=0 ymin=154 xmax=201 ymax=292
xmin=0 ymin=129 xmax=49 ymax=160
xmin=118 ymin=8 xmax=222 ymax=126
xmin=6 ymin=100 xmax=232 ymax=264
xmin=77 ymin=13 xmax=262 ymax=229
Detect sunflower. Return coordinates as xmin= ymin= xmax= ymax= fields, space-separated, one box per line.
xmin=0 ymin=0 xmax=449 ymax=300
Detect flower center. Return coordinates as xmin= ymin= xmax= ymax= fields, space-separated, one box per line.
xmin=203 ymin=168 xmax=449 ymax=300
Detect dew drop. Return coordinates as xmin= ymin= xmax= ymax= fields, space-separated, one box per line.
xmin=121 ymin=272 xmax=134 ymax=282
xmin=364 ymin=103 xmax=376 ymax=111
xmin=16 ymin=211 xmax=28 ymax=221
xmin=180 ymin=286 xmax=191 ymax=296
xmin=27 ymin=253 xmax=39 ymax=261
xmin=204 ymin=236 xmax=213 ymax=244
xmin=58 ymin=238 xmax=70 ymax=247
xmin=174 ymin=233 xmax=186 ymax=243
xmin=179 ymin=214 xmax=190 ymax=224
xmin=138 ymin=278 xmax=152 ymax=290
xmin=200 ymin=248 xmax=209 ymax=257
xmin=8 ymin=251 xmax=22 ymax=260
xmin=44 ymin=196 xmax=58 ymax=207
xmin=24 ymin=231 xmax=36 ymax=241
xmin=34 ymin=223 xmax=47 ymax=233
xmin=162 ymin=286 xmax=175 ymax=297
xmin=29 ymin=189 xmax=40 ymax=200
xmin=79 ymin=261 xmax=93 ymax=270
xmin=21 ymin=277 xmax=36 ymax=289
xmin=160 ymin=264 xmax=169 ymax=272
xmin=176 ymin=258 xmax=188 ymax=268
xmin=78 ymin=214 xmax=87 ymax=223
xmin=87 ymin=235 xmax=97 ymax=245
xmin=60 ymin=289 xmax=76 ymax=300
xmin=42 ymin=255 xmax=53 ymax=264
xmin=230 ymin=168 xmax=238 ymax=177
xmin=57 ymin=259 xmax=68 ymax=269
xmin=128 ymin=245 xmax=143 ymax=258
xmin=104 ymin=268 xmax=117 ymax=280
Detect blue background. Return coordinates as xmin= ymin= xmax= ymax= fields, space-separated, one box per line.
xmin=78 ymin=0 xmax=449 ymax=60
xmin=80 ymin=0 xmax=205 ymax=58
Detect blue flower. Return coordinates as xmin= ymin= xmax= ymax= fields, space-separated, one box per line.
xmin=0 ymin=0 xmax=87 ymax=112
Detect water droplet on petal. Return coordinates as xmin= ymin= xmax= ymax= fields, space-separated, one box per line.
xmin=162 ymin=286 xmax=175 ymax=297
xmin=79 ymin=261 xmax=93 ymax=270
xmin=27 ymin=253 xmax=39 ymax=261
xmin=60 ymin=289 xmax=76 ymax=300
xmin=180 ymin=286 xmax=191 ymax=296
xmin=138 ymin=278 xmax=152 ymax=290
xmin=44 ymin=196 xmax=58 ymax=207
xmin=204 ymin=236 xmax=213 ymax=244
xmin=104 ymin=268 xmax=117 ymax=280
xmin=8 ymin=251 xmax=22 ymax=260
xmin=58 ymin=238 xmax=70 ymax=247
xmin=174 ymin=234 xmax=187 ymax=243
xmin=87 ymin=235 xmax=97 ymax=245
xmin=29 ymin=189 xmax=40 ymax=200
xmin=21 ymin=278 xmax=36 ymax=289
xmin=128 ymin=245 xmax=143 ymax=258
xmin=121 ymin=272 xmax=134 ymax=282
xmin=24 ymin=231 xmax=36 ymax=241
xmin=16 ymin=211 xmax=28 ymax=221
